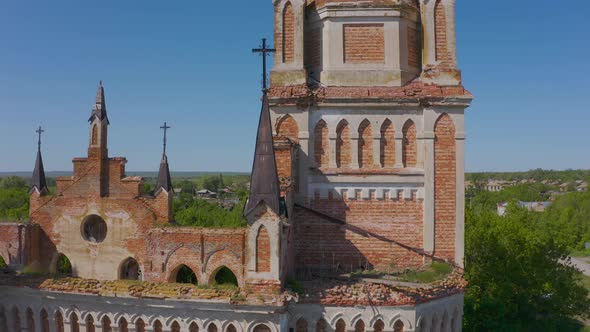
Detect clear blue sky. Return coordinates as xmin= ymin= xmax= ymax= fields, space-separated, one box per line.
xmin=0 ymin=1 xmax=588 ymax=173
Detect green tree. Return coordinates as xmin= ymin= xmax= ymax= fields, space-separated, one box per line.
xmin=0 ymin=187 xmax=29 ymax=221
xmin=0 ymin=176 xmax=28 ymax=190
xmin=464 ymin=205 xmax=590 ymax=331
xmin=200 ymin=175 xmax=223 ymax=192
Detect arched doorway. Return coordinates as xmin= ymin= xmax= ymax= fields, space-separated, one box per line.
xmin=56 ymin=253 xmax=72 ymax=275
xmin=153 ymin=320 xmax=163 ymax=332
xmin=171 ymin=264 xmax=198 ymax=285
xmin=212 ymin=266 xmax=238 ymax=287
xmin=55 ymin=311 xmax=64 ymax=332
xmin=0 ymin=306 xmax=7 ymax=332
xmin=135 ymin=319 xmax=146 ymax=332
xmin=40 ymin=308 xmax=50 ymax=332
xmin=119 ymin=258 xmax=140 ymax=280
xmin=85 ymin=315 xmax=95 ymax=332
xmin=253 ymin=324 xmax=271 ymax=332
xmin=295 ymin=318 xmax=308 ymax=332
xmin=207 ymin=323 xmax=218 ymax=332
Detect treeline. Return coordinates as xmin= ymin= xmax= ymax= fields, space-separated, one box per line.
xmin=464 ymin=185 xmax=590 ymax=331
xmin=467 ymin=168 xmax=590 ymax=182
xmin=0 ymin=176 xmax=30 ymax=221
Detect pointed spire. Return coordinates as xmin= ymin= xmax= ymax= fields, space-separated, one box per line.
xmin=245 ymin=92 xmax=281 ymax=216
xmin=89 ymin=80 xmax=109 ymax=124
xmin=31 ymin=126 xmax=48 ymax=195
xmin=155 ymin=122 xmax=172 ymax=194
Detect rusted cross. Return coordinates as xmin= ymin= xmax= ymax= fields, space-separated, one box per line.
xmin=36 ymin=126 xmax=44 ymax=150
xmin=252 ymin=38 xmax=276 ymax=91
xmin=160 ymin=122 xmax=171 ymax=157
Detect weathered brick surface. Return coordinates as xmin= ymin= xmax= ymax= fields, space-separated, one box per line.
xmin=142 ymin=228 xmax=246 ymax=285
xmin=276 ymin=115 xmax=299 ymax=142
xmin=0 ymin=223 xmax=24 ymax=266
xmin=434 ymin=114 xmax=455 ymax=260
xmin=304 ymin=19 xmax=322 ymax=70
xmin=343 ymin=24 xmax=385 ymax=63
xmin=269 ymin=82 xmax=472 ymax=103
xmin=336 ymin=121 xmax=352 ymax=168
xmin=358 ymin=120 xmax=374 ymax=169
xmin=402 ymin=120 xmax=417 ymax=168
xmin=294 ymin=196 xmax=424 ymax=271
xmin=256 ymin=226 xmax=271 ymax=273
xmin=314 ymin=120 xmax=329 ymax=168
xmin=307 ymin=0 xmax=420 ymax=9
xmin=407 ymin=26 xmax=422 ymax=68
xmin=282 ymin=2 xmax=295 ymax=63
xmin=380 ymin=119 xmax=395 ymax=168
xmin=435 ymin=0 xmax=451 ymax=66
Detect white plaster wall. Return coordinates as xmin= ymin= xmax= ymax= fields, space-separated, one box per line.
xmin=0 ymin=286 xmax=463 ymax=332
xmin=51 ymin=205 xmax=138 ymax=280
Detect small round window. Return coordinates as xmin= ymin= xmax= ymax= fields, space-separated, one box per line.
xmin=82 ymin=214 xmax=107 ymax=243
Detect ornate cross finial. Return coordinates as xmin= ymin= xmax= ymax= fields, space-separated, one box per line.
xmin=160 ymin=122 xmax=171 ymax=158
xmin=252 ymin=38 xmax=276 ymax=91
xmin=36 ymin=126 xmax=44 ymax=151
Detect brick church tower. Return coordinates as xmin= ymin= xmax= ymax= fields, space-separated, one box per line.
xmin=269 ymin=0 xmax=472 ymax=274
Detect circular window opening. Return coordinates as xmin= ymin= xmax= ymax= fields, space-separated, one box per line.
xmin=81 ymin=214 xmax=107 ymax=243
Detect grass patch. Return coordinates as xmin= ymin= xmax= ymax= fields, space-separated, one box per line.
xmin=571 ymin=248 xmax=590 ymax=257
xmin=394 ymin=262 xmax=453 ymax=284
xmin=578 ymin=273 xmax=590 ymax=292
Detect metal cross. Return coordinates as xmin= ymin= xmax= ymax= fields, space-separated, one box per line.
xmin=36 ymin=126 xmax=44 ymax=151
xmin=252 ymin=38 xmax=276 ymax=91
xmin=160 ymin=122 xmax=171 ymax=157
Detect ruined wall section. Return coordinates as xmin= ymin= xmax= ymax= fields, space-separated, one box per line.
xmin=142 ymin=228 xmax=246 ymax=286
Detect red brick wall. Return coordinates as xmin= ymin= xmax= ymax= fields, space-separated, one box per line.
xmin=407 ymin=26 xmax=422 ymax=68
xmin=343 ymin=24 xmax=385 ymax=64
xmin=276 ymin=115 xmax=299 ymax=141
xmin=294 ymin=196 xmax=424 ymax=271
xmin=282 ymin=2 xmax=295 ymax=64
xmin=304 ymin=16 xmax=322 ymax=70
xmin=0 ymin=223 xmax=23 ymax=266
xmin=314 ymin=120 xmax=329 ymax=168
xmin=380 ymin=119 xmax=395 ymax=168
xmin=141 ymin=228 xmax=246 ymax=285
xmin=336 ymin=121 xmax=351 ymax=168
xmin=256 ymin=226 xmax=271 ymax=273
xmin=358 ymin=120 xmax=373 ymax=168
xmin=402 ymin=120 xmax=417 ymax=168
xmin=434 ymin=113 xmax=456 ymax=260
xmin=434 ymin=0 xmax=450 ymax=65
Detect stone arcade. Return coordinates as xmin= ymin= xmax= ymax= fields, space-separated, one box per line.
xmin=0 ymin=0 xmax=471 ymax=331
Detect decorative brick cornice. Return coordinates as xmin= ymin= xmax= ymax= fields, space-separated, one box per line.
xmin=268 ymin=82 xmax=473 ymax=107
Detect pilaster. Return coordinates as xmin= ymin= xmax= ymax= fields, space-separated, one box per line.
xmin=350 ymin=132 xmax=360 ymax=169
xmin=423 ymin=130 xmax=435 ymax=254
xmin=394 ymin=132 xmax=404 ymax=169
xmin=372 ymin=135 xmax=381 ymax=167
xmin=328 ymin=131 xmax=338 ymax=169
xmin=455 ymin=131 xmax=465 ymax=267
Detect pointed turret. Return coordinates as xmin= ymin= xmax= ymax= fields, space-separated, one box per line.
xmin=30 ymin=126 xmax=48 ymax=195
xmin=155 ymin=156 xmax=172 ymax=194
xmin=155 ymin=122 xmax=172 ymax=194
xmin=89 ymin=81 xmax=109 ymax=124
xmin=245 ymin=92 xmax=281 ymax=216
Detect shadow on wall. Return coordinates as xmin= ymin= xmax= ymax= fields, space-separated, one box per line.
xmin=291 ymin=147 xmax=431 ymax=280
